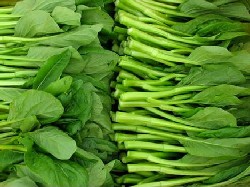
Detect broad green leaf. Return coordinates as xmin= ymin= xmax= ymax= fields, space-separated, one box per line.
xmin=13 ymin=0 xmax=76 ymax=14
xmin=229 ymin=50 xmax=250 ymax=74
xmin=179 ymin=64 xmax=246 ymax=86
xmin=218 ymin=2 xmax=250 ymax=21
xmin=181 ymin=138 xmax=248 ymax=158
xmin=0 ymin=177 xmax=37 ymax=187
xmin=179 ymin=0 xmax=218 ymax=16
xmin=33 ymin=50 xmax=71 ymax=90
xmin=187 ymin=107 xmax=237 ymax=129
xmin=81 ymin=7 xmax=114 ymax=33
xmin=188 ymin=46 xmax=232 ymax=65
xmin=81 ymin=47 xmax=119 ymax=75
xmin=52 ymin=6 xmax=81 ymax=26
xmin=76 ymin=0 xmax=104 ymax=6
xmin=14 ymin=10 xmax=62 ymax=37
xmin=39 ymin=24 xmax=102 ymax=49
xmin=0 ymin=150 xmax=23 ymax=172
xmin=197 ymin=126 xmax=250 ymax=138
xmin=75 ymin=148 xmax=107 ymax=187
xmin=44 ymin=76 xmax=73 ymax=96
xmin=11 ymin=115 xmax=40 ymax=132
xmin=204 ymin=163 xmax=249 ymax=184
xmin=8 ymin=90 xmax=64 ymax=124
xmin=0 ymin=88 xmax=25 ymax=102
xmin=193 ymin=85 xmax=246 ymax=106
xmin=29 ymin=126 xmax=77 ymax=160
xmin=25 ymin=151 xmax=88 ymax=187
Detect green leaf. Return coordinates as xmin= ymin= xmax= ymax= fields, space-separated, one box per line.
xmin=197 ymin=126 xmax=250 ymax=138
xmin=75 ymin=148 xmax=107 ymax=187
xmin=179 ymin=64 xmax=246 ymax=86
xmin=187 ymin=107 xmax=237 ymax=129
xmin=28 ymin=126 xmax=77 ymax=160
xmin=193 ymin=85 xmax=246 ymax=107
xmin=0 ymin=88 xmax=25 ymax=102
xmin=39 ymin=24 xmax=102 ymax=49
xmin=52 ymin=6 xmax=81 ymax=26
xmin=25 ymin=151 xmax=88 ymax=187
xmin=44 ymin=76 xmax=73 ymax=96
xmin=80 ymin=7 xmax=114 ymax=33
xmin=204 ymin=163 xmax=249 ymax=184
xmin=0 ymin=150 xmax=23 ymax=172
xmin=33 ymin=50 xmax=71 ymax=90
xmin=188 ymin=46 xmax=232 ymax=65
xmin=13 ymin=0 xmax=76 ymax=14
xmin=14 ymin=10 xmax=62 ymax=37
xmin=8 ymin=90 xmax=64 ymax=124
xmin=181 ymin=137 xmax=248 ymax=158
xmin=0 ymin=177 xmax=37 ymax=187
xmin=80 ymin=47 xmax=119 ymax=75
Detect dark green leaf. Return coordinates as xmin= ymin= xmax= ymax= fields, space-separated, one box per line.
xmin=14 ymin=10 xmax=62 ymax=37
xmin=33 ymin=50 xmax=71 ymax=90
xmin=179 ymin=64 xmax=246 ymax=86
xmin=52 ymin=6 xmax=81 ymax=26
xmin=8 ymin=90 xmax=64 ymax=124
xmin=13 ymin=0 xmax=76 ymax=14
xmin=29 ymin=126 xmax=77 ymax=160
xmin=44 ymin=76 xmax=73 ymax=96
xmin=25 ymin=151 xmax=88 ymax=187
xmin=39 ymin=24 xmax=102 ymax=49
xmin=0 ymin=150 xmax=23 ymax=172
xmin=0 ymin=177 xmax=37 ymax=187
xmin=187 ymin=107 xmax=237 ymax=129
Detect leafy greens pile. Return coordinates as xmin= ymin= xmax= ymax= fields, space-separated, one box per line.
xmin=112 ymin=0 xmax=250 ymax=186
xmin=0 ymin=0 xmax=121 ymax=187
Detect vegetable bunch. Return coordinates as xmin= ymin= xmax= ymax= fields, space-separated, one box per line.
xmin=112 ymin=0 xmax=250 ymax=186
xmin=0 ymin=0 xmax=120 ymax=187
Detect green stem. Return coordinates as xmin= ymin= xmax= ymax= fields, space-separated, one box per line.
xmin=0 ymin=79 xmax=27 ymax=87
xmin=124 ymin=140 xmax=186 ymax=153
xmin=114 ymin=112 xmax=204 ymax=132
xmin=148 ymin=97 xmax=194 ymax=105
xmin=0 ymin=7 xmax=13 ymax=14
xmin=128 ymin=39 xmax=198 ymax=65
xmin=0 ymin=114 xmax=8 ymax=120
xmin=119 ymin=57 xmax=169 ymax=78
xmin=128 ymin=163 xmax=216 ymax=176
xmin=0 ymin=144 xmax=27 ymax=152
xmin=120 ymin=0 xmax=176 ymax=25
xmin=127 ymin=151 xmax=211 ymax=167
xmin=0 ymin=35 xmax=50 ymax=43
xmin=120 ymin=85 xmax=207 ymax=101
xmin=127 ymin=28 xmax=193 ymax=50
xmin=0 ymin=132 xmax=16 ymax=139
xmin=117 ymin=70 xmax=140 ymax=81
xmin=115 ymin=0 xmax=144 ymax=17
xmin=0 ymin=60 xmax=43 ymax=67
xmin=132 ymin=176 xmax=210 ymax=187
xmin=145 ymin=107 xmax=192 ymax=125
xmin=118 ymin=10 xmax=201 ymax=45
xmin=0 ymin=70 xmax=37 ymax=79
xmin=124 ymin=47 xmax=176 ymax=67
xmin=141 ymin=0 xmax=177 ymax=10
xmin=115 ymin=133 xmax=176 ymax=142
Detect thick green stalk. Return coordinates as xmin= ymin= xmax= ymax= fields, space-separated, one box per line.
xmin=127 ymin=28 xmax=193 ymax=49
xmin=124 ymin=140 xmax=187 ymax=153
xmin=0 ymin=79 xmax=27 ymax=87
xmin=114 ymin=112 xmax=204 ymax=132
xmin=128 ymin=39 xmax=199 ymax=65
xmin=127 ymin=151 xmax=212 ymax=167
xmin=132 ymin=176 xmax=210 ymax=187
xmin=118 ymin=11 xmax=204 ymax=45
xmin=120 ymin=85 xmax=207 ymax=101
xmin=119 ymin=57 xmax=169 ymax=78
xmin=120 ymin=0 xmax=176 ymax=25
xmin=115 ymin=133 xmax=176 ymax=142
xmin=0 ymin=70 xmax=37 ymax=79
xmin=141 ymin=0 xmax=178 ymax=10
xmin=128 ymin=163 xmax=216 ymax=176
xmin=0 ymin=132 xmax=16 ymax=139
xmin=0 ymin=144 xmax=27 ymax=152
xmin=123 ymin=48 xmax=176 ymax=67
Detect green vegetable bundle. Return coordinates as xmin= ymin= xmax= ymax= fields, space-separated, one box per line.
xmin=112 ymin=0 xmax=250 ymax=186
xmin=0 ymin=0 xmax=121 ymax=187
